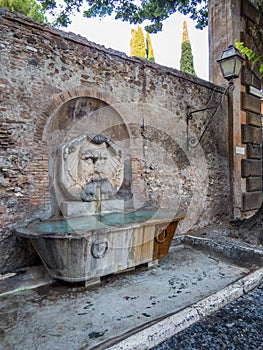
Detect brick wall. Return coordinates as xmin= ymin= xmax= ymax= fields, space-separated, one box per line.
xmin=0 ymin=8 xmax=230 ymax=273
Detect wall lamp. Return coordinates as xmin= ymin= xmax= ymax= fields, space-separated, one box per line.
xmin=187 ymin=45 xmax=244 ymax=149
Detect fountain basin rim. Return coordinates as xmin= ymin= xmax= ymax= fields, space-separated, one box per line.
xmin=14 ymin=208 xmax=185 ymax=239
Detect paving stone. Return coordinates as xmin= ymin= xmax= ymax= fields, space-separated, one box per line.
xmin=0 ymin=242 xmax=256 ymax=350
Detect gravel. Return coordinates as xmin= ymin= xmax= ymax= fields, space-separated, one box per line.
xmin=153 ymin=283 xmax=263 ymax=350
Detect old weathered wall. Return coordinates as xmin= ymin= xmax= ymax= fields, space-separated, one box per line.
xmin=0 ymin=8 xmax=230 ymax=273
xmin=240 ymin=0 xmax=263 ymax=212
xmin=209 ymin=0 xmax=262 ymax=219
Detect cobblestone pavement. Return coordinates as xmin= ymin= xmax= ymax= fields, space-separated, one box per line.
xmin=154 ymin=283 xmax=263 ymax=350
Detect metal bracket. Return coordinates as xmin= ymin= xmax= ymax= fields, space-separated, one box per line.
xmin=186 ymin=80 xmax=234 ymax=150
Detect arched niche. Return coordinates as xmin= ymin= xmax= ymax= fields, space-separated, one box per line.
xmin=43 ymin=96 xmax=132 ymax=216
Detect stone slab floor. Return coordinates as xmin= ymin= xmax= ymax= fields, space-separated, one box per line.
xmin=0 ymin=244 xmax=250 ymax=350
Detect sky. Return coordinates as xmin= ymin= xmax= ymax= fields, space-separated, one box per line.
xmin=61 ymin=11 xmax=209 ymax=80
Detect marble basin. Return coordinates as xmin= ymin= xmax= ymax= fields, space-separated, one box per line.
xmin=14 ymin=209 xmax=184 ymax=282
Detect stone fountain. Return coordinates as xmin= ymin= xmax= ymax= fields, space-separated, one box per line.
xmin=15 ymin=131 xmax=184 ymax=283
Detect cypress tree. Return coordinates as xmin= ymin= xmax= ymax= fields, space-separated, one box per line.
xmin=180 ymin=20 xmax=196 ymax=76
xmin=130 ymin=28 xmax=136 ymax=56
xmin=146 ymin=32 xmax=155 ymax=62
xmin=130 ymin=25 xmax=146 ymax=59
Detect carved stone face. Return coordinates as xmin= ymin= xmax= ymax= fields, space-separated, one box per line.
xmin=78 ymin=146 xmax=109 ymax=184
xmin=78 ymin=153 xmax=94 ymax=184
xmin=94 ymin=151 xmax=108 ymax=178
xmin=59 ymin=134 xmax=124 ymax=201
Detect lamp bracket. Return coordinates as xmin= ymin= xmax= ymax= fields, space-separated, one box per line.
xmin=186 ymin=80 xmax=234 ymax=150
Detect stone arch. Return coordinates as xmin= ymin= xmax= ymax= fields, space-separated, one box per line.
xmin=34 ymin=87 xmax=131 ymax=143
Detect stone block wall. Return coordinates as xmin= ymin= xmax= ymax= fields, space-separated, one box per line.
xmin=0 ymin=9 xmax=230 ymax=273
xmin=240 ymin=0 xmax=263 ymax=212
xmin=209 ymin=0 xmax=262 ymax=219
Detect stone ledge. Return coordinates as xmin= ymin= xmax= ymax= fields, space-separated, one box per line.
xmin=60 ymin=200 xmax=125 ymax=217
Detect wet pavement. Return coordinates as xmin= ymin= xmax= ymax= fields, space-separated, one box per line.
xmin=0 ymin=237 xmax=263 ymax=350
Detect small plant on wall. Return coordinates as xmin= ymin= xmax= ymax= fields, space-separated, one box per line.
xmin=235 ymin=18 xmax=263 ymax=77
xmin=235 ymin=40 xmax=263 ymax=76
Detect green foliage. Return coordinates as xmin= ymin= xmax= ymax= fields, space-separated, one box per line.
xmin=0 ymin=0 xmax=48 ymax=24
xmin=146 ymin=32 xmax=155 ymax=62
xmin=180 ymin=42 xmax=196 ymax=75
xmin=235 ymin=40 xmax=263 ymax=76
xmin=130 ymin=26 xmax=146 ymax=59
xmin=39 ymin=0 xmax=208 ymax=31
xmin=180 ymin=20 xmax=196 ymax=76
